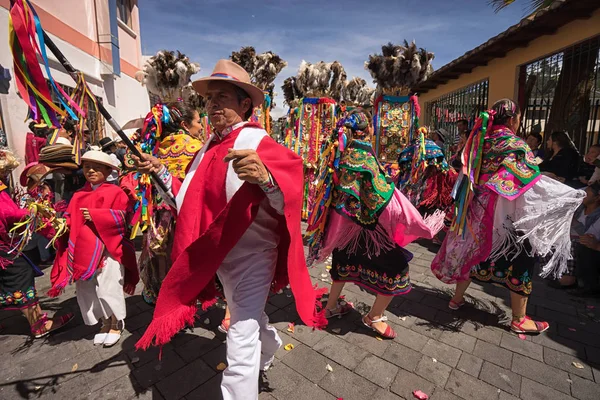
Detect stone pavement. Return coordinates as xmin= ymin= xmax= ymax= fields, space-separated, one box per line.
xmin=1 ymin=240 xmax=600 ymax=400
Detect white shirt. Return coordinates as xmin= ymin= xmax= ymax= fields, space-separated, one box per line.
xmin=158 ymin=124 xmax=285 ymax=262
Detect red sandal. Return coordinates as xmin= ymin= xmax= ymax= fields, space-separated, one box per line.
xmin=218 ymin=317 xmax=230 ymax=334
xmin=511 ymin=316 xmax=549 ymax=334
xmin=362 ymin=315 xmax=397 ymax=339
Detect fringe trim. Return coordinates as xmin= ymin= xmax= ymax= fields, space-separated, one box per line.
xmin=423 ymin=209 xmax=445 ymax=236
xmin=135 ymin=304 xmax=197 ymax=350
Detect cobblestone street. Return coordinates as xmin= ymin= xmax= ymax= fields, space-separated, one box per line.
xmin=1 ymin=239 xmax=599 ymax=400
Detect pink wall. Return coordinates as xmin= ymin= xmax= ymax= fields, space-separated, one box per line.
xmin=28 ymin=0 xmax=142 ymax=70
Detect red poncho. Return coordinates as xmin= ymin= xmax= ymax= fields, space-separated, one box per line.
xmin=49 ymin=182 xmax=138 ymax=297
xmin=136 ymin=123 xmax=327 ymax=349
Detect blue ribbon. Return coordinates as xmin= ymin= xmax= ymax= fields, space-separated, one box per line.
xmin=29 ymin=0 xmax=78 ymax=122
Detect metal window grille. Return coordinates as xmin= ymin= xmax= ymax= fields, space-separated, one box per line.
xmin=519 ymin=34 xmax=600 ymax=152
xmin=425 ymin=79 xmax=489 ymax=144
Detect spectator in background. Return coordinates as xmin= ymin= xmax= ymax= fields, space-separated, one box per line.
xmin=526 ymin=132 xmax=545 ymax=159
xmin=456 ymin=119 xmax=469 ymax=137
xmin=432 ymin=128 xmax=447 ymax=150
xmin=25 ymin=121 xmax=49 ymax=164
xmin=539 ymin=131 xmax=579 ymax=183
xmin=98 ymin=137 xmax=121 ymax=184
xmin=571 ymin=183 xmax=600 ymax=297
xmin=579 ymin=144 xmax=600 ymax=186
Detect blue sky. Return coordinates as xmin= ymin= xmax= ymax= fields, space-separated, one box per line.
xmin=139 ymin=0 xmax=525 ymax=117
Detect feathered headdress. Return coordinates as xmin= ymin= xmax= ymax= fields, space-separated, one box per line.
xmin=365 ymin=40 xmax=434 ymax=96
xmin=282 ymin=76 xmax=303 ymax=107
xmin=230 ymin=47 xmax=287 ymax=109
xmin=142 ymin=50 xmax=200 ymax=103
xmin=295 ymin=60 xmax=347 ymax=99
xmin=343 ymin=77 xmax=375 ymax=106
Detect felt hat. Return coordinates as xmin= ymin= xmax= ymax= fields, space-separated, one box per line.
xmin=434 ymin=128 xmax=448 ymax=143
xmin=99 ymin=136 xmax=116 ymax=150
xmin=55 ymin=137 xmax=72 ymax=145
xmin=81 ymin=150 xmax=118 ymax=170
xmin=192 ymin=59 xmax=264 ymax=108
xmin=19 ymin=162 xmax=55 ymax=189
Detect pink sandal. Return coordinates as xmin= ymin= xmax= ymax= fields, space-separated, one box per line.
xmin=325 ymin=301 xmax=353 ymax=319
xmin=511 ymin=316 xmax=549 ymax=334
xmin=448 ymin=299 xmax=465 ymax=310
xmin=362 ymin=315 xmax=397 ymax=339
xmin=31 ymin=312 xmax=74 ymax=338
xmin=218 ymin=317 xmax=230 ymax=333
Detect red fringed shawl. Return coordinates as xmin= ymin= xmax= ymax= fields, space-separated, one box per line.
xmin=136 ymin=124 xmax=327 ymax=350
xmin=49 ymin=183 xmax=138 ymax=296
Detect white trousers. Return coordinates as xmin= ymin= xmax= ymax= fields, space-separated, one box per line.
xmin=76 ymin=256 xmax=126 ymax=326
xmin=218 ymin=250 xmax=282 ymax=400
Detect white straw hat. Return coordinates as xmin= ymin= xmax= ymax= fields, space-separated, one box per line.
xmin=81 ymin=150 xmax=119 ymax=170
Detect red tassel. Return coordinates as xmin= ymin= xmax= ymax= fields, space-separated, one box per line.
xmin=135 ymin=304 xmax=197 ymax=350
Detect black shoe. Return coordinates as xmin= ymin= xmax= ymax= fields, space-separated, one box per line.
xmin=259 ymin=370 xmax=274 ymax=393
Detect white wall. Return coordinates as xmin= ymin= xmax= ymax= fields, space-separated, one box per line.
xmin=0 ymin=8 xmax=149 ymax=180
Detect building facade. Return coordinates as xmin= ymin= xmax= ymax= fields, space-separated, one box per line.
xmin=417 ymin=0 xmax=600 ymax=152
xmin=0 ymin=0 xmax=149 ymax=175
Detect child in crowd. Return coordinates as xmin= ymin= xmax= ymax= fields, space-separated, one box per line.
xmin=49 ymin=150 xmax=138 ymax=347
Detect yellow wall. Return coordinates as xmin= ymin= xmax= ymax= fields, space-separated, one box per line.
xmin=420 ymin=8 xmax=600 ymax=121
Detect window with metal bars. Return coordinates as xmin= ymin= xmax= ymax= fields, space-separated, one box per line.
xmin=519 ymin=34 xmax=600 ymax=152
xmin=425 ymin=79 xmax=489 ymax=144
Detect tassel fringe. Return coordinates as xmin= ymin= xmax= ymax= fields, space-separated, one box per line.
xmin=135 ymin=304 xmax=197 ymax=350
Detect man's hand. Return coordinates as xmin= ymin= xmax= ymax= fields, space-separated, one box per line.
xmin=131 ymin=153 xmax=163 ymax=175
xmin=81 ymin=208 xmax=92 ymax=222
xmin=580 ymin=234 xmax=600 ymax=251
xmin=223 ymin=149 xmax=269 ymax=185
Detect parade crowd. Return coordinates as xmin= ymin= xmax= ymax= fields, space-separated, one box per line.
xmin=1 ymin=58 xmax=600 ymax=400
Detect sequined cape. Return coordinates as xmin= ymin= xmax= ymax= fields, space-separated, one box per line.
xmin=333 ymin=139 xmax=395 ymax=229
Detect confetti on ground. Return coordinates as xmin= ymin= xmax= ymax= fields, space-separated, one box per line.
xmin=432 ymin=358 xmax=437 ymax=363
xmin=320 ymin=278 xmax=330 ymax=283
xmin=376 ymin=336 xmax=383 ymax=341
xmin=325 ymin=265 xmax=332 ymax=270
xmin=518 ymin=334 xmax=527 ymax=340
xmin=567 ymin=379 xmax=573 ymax=384
xmin=572 ymin=362 xmax=585 ymax=369
xmin=216 ymin=362 xmax=227 ymax=371
xmin=155 ymin=364 xmax=162 ymax=371
xmin=203 ymin=318 xmax=210 ymax=325
xmin=587 ymin=305 xmax=595 ymax=309
xmin=287 ymin=323 xmax=295 ymax=333
xmin=320 ymin=273 xmax=328 ymax=278
xmin=131 ymin=357 xmax=140 ymax=364
xmin=400 ymin=317 xmax=407 ymax=321
xmin=413 ymin=390 xmax=429 ymax=399
xmin=284 ymin=343 xmax=295 ymax=351
xmin=568 ymin=327 xmax=577 ymax=332
xmin=71 ymin=363 xmax=78 ymax=372
xmin=34 ymin=386 xmax=41 ymax=391
xmin=326 ymin=364 xmax=333 ymax=372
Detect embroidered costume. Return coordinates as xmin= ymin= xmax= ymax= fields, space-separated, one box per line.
xmin=431 ymin=113 xmax=584 ymax=296
xmin=307 ymin=116 xmax=441 ymax=297
xmin=0 ymin=184 xmax=41 ymax=310
xmin=397 ymin=129 xmax=457 ymax=212
xmin=124 ymin=120 xmax=203 ymax=305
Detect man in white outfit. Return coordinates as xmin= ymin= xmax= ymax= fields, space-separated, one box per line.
xmin=134 ymin=60 xmax=326 ymax=399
